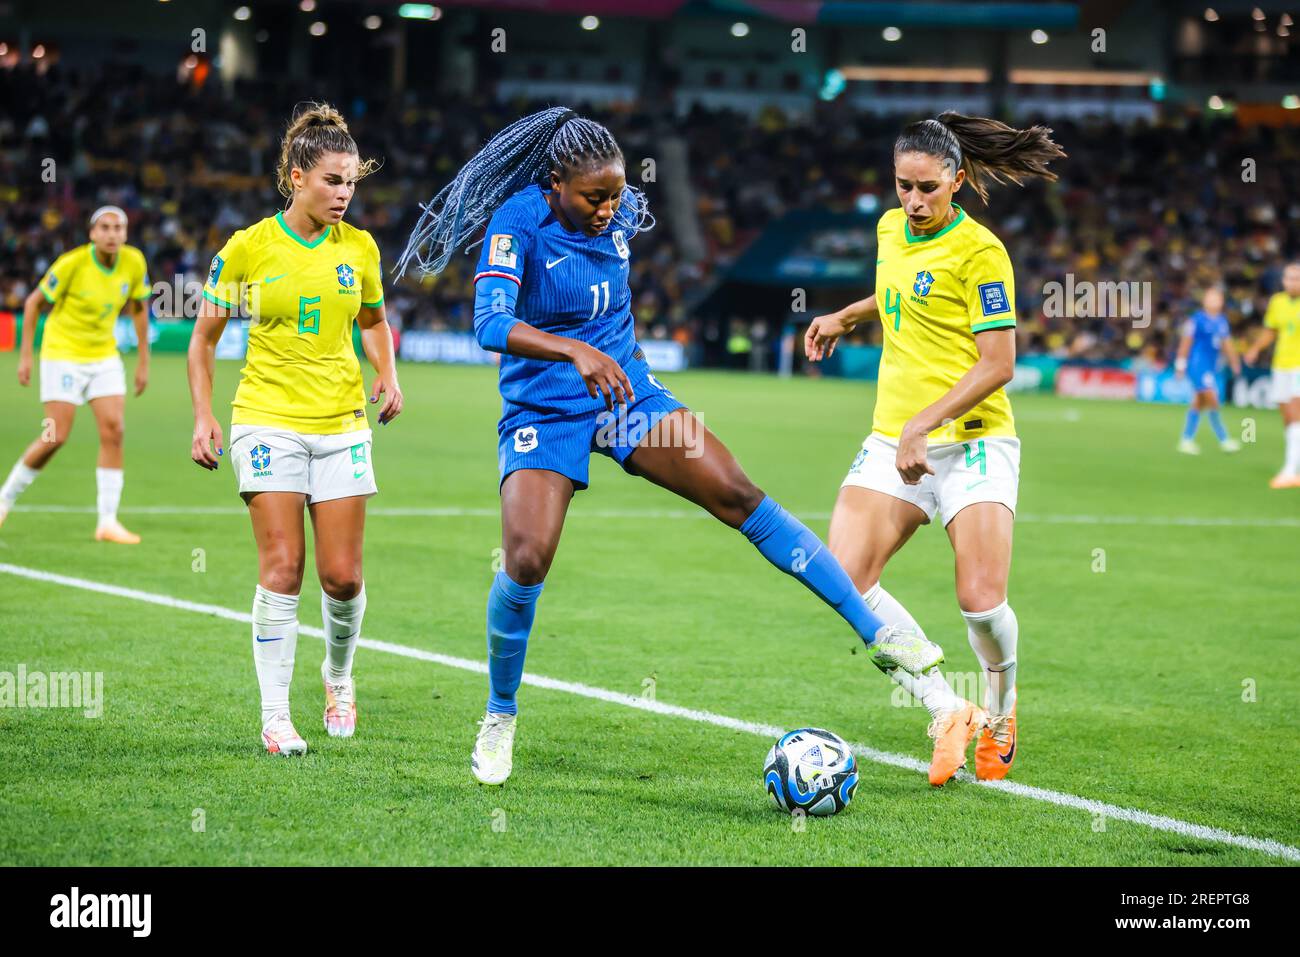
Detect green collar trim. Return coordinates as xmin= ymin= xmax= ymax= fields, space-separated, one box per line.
xmin=904 ymin=205 xmax=966 ymax=244
xmin=276 ymin=211 xmax=330 ymax=249
xmin=89 ymin=244 xmax=118 ymax=275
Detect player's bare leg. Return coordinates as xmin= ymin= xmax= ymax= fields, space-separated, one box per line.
xmin=248 ymin=491 xmax=308 ymax=755
xmin=0 ymin=401 xmax=75 ymax=531
xmin=474 ymin=468 xmax=574 ymax=785
xmin=626 ymin=409 xmax=943 ymax=675
xmin=310 ymin=495 xmax=368 ymax=738
xmin=948 ymin=502 xmax=1017 ymax=781
xmin=88 ymin=394 xmax=139 ymax=543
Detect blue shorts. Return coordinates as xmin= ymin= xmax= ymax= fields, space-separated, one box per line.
xmin=1188 ymin=365 xmax=1219 ymax=394
xmin=497 ymin=371 xmax=686 ymax=491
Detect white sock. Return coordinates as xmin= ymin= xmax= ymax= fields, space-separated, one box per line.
xmin=963 ymin=601 xmax=1018 ymax=716
xmin=322 ymin=584 xmax=366 ymax=682
xmin=0 ymin=460 xmax=39 ymax=508
xmin=865 ymin=582 xmax=960 ymax=720
xmin=253 ymin=585 xmax=300 ymax=723
xmin=95 ymin=467 xmax=124 ymax=527
xmin=1284 ymin=422 xmax=1300 ymax=476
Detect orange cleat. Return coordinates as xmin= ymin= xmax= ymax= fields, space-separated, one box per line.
xmin=927 ymin=701 xmax=988 ymax=787
xmin=94 ymin=521 xmax=141 ymax=544
xmin=976 ymin=702 xmax=1018 ymax=781
xmin=1268 ymin=473 xmax=1300 ymax=489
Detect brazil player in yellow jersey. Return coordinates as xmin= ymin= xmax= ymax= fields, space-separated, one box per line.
xmin=806 ymin=113 xmax=1064 ymax=785
xmin=0 ymin=206 xmax=151 ymax=543
xmin=1245 ymin=262 xmax=1300 ymax=487
xmin=187 ymin=104 xmax=402 ymax=756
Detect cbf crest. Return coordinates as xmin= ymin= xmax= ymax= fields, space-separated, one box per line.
xmin=336 ymin=263 xmax=355 ymax=288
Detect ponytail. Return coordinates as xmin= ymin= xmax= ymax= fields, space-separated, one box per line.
xmin=895 ymin=111 xmax=1066 ymax=202
xmin=276 ymin=102 xmax=379 ymax=203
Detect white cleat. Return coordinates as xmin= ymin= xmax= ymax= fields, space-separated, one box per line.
xmin=1177 ymin=438 xmax=1201 ymax=455
xmin=868 ymin=624 xmax=944 ymax=677
xmin=472 ymin=712 xmax=516 ymax=786
xmin=321 ymin=661 xmax=357 ymax=738
xmin=261 ymin=712 xmax=308 ymax=756
xmin=1220 ymin=438 xmax=1241 ymax=453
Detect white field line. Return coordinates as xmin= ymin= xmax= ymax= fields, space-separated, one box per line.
xmin=11 ymin=503 xmax=1300 ymax=529
xmin=1 ymin=561 xmax=1297 ymax=864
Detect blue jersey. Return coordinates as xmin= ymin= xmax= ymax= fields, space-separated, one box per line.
xmin=474 ymin=184 xmax=639 ymax=415
xmin=1184 ymin=310 xmax=1230 ymax=372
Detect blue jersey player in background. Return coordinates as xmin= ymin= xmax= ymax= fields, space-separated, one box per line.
xmin=398 ymin=107 xmax=948 ymax=785
xmin=1175 ymin=285 xmax=1241 ymax=455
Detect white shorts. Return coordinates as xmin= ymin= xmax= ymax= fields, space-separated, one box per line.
xmin=841 ymin=432 xmax=1020 ymax=527
xmin=1272 ymin=368 xmax=1300 ymax=404
xmin=228 ymin=426 xmax=378 ymax=504
xmin=40 ymin=356 xmax=126 ymax=405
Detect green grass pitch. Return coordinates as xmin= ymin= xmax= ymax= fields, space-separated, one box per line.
xmin=0 ymin=353 xmax=1296 ymax=865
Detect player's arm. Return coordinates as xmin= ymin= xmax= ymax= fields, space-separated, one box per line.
xmin=1244 ymin=324 xmax=1275 ymax=366
xmin=895 ymin=328 xmax=1016 ymax=483
xmin=473 ymin=211 xmax=634 ymax=410
xmin=1174 ymin=322 xmax=1193 ymax=377
xmin=16 ymin=287 xmax=46 ymax=387
xmin=128 ymin=298 xmax=150 ymax=396
xmin=896 ymin=245 xmax=1017 ymax=484
xmin=357 ymin=304 xmax=403 ymax=425
xmin=805 ymin=294 xmax=877 ymax=361
xmin=187 ymin=297 xmax=230 ymax=470
xmin=1221 ymin=330 xmax=1242 ymax=376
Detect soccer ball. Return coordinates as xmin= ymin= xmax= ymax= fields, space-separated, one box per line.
xmin=763 ymin=727 xmax=858 ymax=817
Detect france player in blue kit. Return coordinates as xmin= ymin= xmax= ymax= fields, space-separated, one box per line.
xmin=1175 ymin=286 xmax=1241 ymax=455
xmin=398 ymin=108 xmax=946 ymax=785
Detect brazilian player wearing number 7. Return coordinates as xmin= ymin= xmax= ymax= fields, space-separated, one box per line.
xmin=0 ymin=206 xmax=151 ymax=543
xmin=806 ymin=113 xmax=1065 ymax=786
xmin=188 ymin=104 xmax=403 ymax=756
xmin=398 ymin=106 xmax=944 ymax=787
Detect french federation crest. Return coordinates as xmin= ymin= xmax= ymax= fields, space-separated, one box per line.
xmin=513 ymin=426 xmax=538 ymax=453
xmin=336 ymin=263 xmax=355 ymax=288
xmin=612 ymin=230 xmax=630 ymax=260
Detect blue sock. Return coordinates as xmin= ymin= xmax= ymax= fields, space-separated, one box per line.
xmin=739 ymin=495 xmax=888 ymax=647
xmin=486 ymin=569 xmax=544 ymax=715
xmin=1182 ymin=409 xmax=1201 ymax=440
xmin=1207 ymin=409 xmax=1228 ymax=442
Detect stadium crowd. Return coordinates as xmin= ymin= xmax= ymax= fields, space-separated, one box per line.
xmin=3 ymin=60 xmax=1299 ymax=367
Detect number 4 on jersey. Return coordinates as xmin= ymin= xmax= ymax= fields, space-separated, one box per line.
xmin=883 ymin=287 xmax=902 ymax=331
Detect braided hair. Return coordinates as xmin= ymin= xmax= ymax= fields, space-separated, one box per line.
xmin=396 ymin=106 xmax=653 ymax=277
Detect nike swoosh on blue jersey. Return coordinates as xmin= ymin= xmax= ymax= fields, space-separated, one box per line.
xmin=545 ymin=257 xmax=569 ymax=269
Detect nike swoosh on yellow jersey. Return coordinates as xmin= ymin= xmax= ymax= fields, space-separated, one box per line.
xmin=263 ymin=274 xmax=287 ymax=284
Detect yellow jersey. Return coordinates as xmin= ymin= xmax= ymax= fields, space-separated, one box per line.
xmin=1263 ymin=292 xmax=1300 ymax=370
xmin=203 ymin=212 xmax=384 ymax=434
xmin=37 ymin=243 xmax=150 ymax=362
xmin=872 ymin=205 xmax=1017 ymax=443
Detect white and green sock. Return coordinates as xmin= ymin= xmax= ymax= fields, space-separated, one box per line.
xmin=0 ymin=459 xmax=39 ymax=509
xmin=322 ymin=584 xmax=366 ymax=682
xmin=253 ymin=585 xmax=300 ymax=723
xmin=963 ymin=601 xmax=1018 ymax=716
xmin=865 ymin=582 xmax=960 ymax=720
xmin=95 ymin=466 xmax=124 ymax=527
